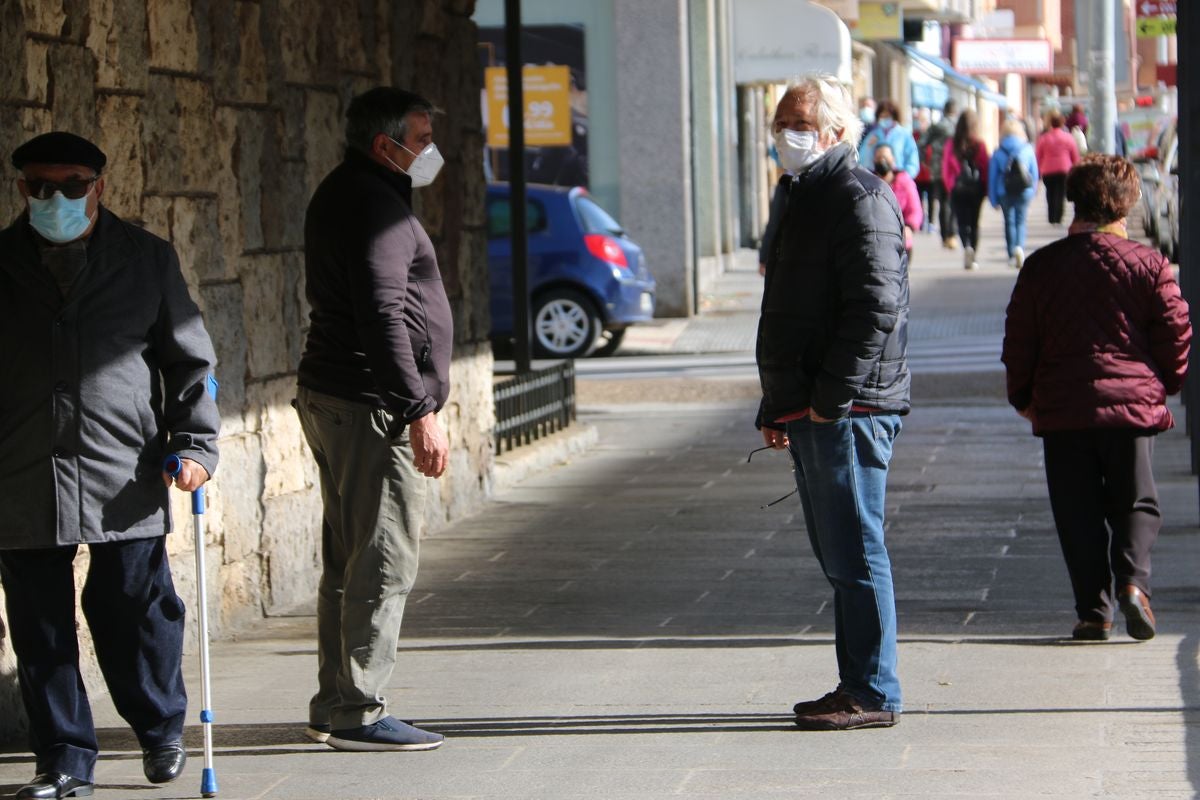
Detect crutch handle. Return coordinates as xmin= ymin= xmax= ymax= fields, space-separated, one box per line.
xmin=163 ymin=455 xmax=206 ymax=514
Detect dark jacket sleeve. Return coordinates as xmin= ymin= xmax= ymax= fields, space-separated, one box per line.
xmin=1001 ymin=268 xmax=1036 ymax=412
xmin=810 ymin=188 xmax=905 ymax=419
xmin=154 ymin=243 xmax=221 ymax=478
xmin=348 ymin=200 xmax=436 ymax=422
xmin=1147 ymin=258 xmax=1191 ymax=395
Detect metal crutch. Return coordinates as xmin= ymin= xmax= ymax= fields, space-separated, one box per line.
xmin=165 ymin=453 xmax=219 ymax=798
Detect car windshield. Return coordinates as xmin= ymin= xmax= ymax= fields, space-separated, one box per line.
xmin=574 ymin=195 xmax=625 ymax=236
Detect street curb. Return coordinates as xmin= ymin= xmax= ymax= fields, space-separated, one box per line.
xmin=490 ymin=423 xmax=599 ymax=495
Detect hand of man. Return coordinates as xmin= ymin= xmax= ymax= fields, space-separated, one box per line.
xmin=162 ymin=458 xmax=209 ymax=492
xmin=409 ymin=411 xmax=449 ymax=478
xmin=761 ymin=427 xmax=789 ymax=450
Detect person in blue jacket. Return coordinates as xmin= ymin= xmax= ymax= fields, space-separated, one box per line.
xmin=857 ymin=99 xmax=919 ymax=179
xmin=989 ymin=117 xmax=1039 ymax=269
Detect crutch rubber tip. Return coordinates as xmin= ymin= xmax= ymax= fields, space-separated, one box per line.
xmin=201 ymin=767 xmax=218 ymax=797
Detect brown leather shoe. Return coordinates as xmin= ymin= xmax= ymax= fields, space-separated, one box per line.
xmin=1118 ymin=585 xmax=1156 ymax=641
xmin=794 ymin=691 xmax=898 ymax=731
xmin=792 ymin=686 xmax=845 ymax=715
xmin=1072 ymin=620 xmax=1112 ymax=641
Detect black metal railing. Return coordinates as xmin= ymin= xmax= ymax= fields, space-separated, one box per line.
xmin=493 ymin=361 xmax=576 ymax=454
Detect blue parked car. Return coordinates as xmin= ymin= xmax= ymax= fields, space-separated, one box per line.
xmin=487 ymin=183 xmax=656 ymax=358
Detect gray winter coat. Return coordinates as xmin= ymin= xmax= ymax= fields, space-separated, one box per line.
xmin=0 ymin=208 xmax=220 ymax=549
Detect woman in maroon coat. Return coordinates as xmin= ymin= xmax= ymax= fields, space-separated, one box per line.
xmin=1002 ymin=155 xmax=1191 ymax=642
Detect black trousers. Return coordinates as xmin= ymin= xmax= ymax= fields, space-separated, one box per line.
xmin=0 ymin=537 xmax=187 ymax=782
xmin=1043 ymin=172 xmax=1068 ymax=224
xmin=1042 ymin=430 xmax=1160 ymax=624
xmin=950 ymin=190 xmax=983 ymax=249
xmin=929 ymin=179 xmax=956 ymax=239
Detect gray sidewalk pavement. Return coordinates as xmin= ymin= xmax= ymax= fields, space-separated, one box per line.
xmin=3 ymin=198 xmax=1199 ymax=799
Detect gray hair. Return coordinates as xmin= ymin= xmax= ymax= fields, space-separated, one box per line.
xmin=780 ymin=73 xmax=863 ymax=146
xmin=345 ymin=86 xmax=437 ymax=154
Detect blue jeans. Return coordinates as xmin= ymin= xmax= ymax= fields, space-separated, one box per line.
xmin=786 ymin=414 xmax=902 ymax=712
xmin=1000 ymin=197 xmax=1030 ymax=257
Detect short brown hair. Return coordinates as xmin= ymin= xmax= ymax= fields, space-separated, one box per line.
xmin=1066 ymin=154 xmax=1141 ymax=225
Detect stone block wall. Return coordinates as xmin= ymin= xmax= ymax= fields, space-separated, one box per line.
xmin=0 ymin=0 xmax=492 ymax=742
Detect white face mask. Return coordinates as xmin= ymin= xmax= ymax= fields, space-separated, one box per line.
xmin=387 ymin=137 xmax=444 ymax=188
xmin=773 ymin=129 xmax=825 ymax=173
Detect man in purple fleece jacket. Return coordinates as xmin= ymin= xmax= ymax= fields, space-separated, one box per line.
xmin=297 ymin=87 xmax=453 ymax=753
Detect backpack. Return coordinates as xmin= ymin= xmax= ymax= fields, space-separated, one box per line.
xmin=1004 ymin=146 xmax=1033 ymax=196
xmin=952 ymin=144 xmax=982 ymax=196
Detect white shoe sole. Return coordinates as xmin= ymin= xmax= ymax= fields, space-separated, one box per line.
xmin=326 ymin=735 xmax=444 ymax=752
xmin=304 ymin=726 xmax=331 ymax=743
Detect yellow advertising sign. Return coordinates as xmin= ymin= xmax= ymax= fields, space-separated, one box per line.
xmin=485 ymin=65 xmax=572 ymax=148
xmin=1136 ymin=16 xmax=1176 ymax=38
xmin=855 ymin=2 xmax=902 ymax=41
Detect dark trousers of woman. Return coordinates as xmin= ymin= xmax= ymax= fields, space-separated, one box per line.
xmin=929 ymin=179 xmax=956 ymax=240
xmin=1042 ymin=430 xmax=1160 ymax=624
xmin=0 ymin=536 xmax=187 ymax=783
xmin=950 ymin=190 xmax=984 ymax=249
xmin=1043 ymin=172 xmax=1068 ymax=224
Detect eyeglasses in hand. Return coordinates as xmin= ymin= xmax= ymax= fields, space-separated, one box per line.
xmin=746 ymin=445 xmax=799 ymax=509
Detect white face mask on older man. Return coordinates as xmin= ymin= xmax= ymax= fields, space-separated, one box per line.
xmin=773 ymin=129 xmax=825 ymax=173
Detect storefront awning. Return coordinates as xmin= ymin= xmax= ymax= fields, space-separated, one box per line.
xmin=733 ymin=0 xmax=852 ymax=84
xmin=903 ymin=44 xmax=1009 ymax=109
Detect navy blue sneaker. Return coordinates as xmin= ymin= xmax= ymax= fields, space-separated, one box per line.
xmin=326 ymin=716 xmax=444 ymax=751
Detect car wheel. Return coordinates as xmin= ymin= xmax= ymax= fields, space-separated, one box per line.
xmin=533 ymin=289 xmax=601 ymax=359
xmin=591 ymin=328 xmax=626 ymax=358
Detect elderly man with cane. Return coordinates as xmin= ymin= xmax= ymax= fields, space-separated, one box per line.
xmin=0 ymin=132 xmax=220 ymax=799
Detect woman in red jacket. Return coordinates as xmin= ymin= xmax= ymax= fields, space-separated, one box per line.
xmin=1002 ymin=155 xmax=1191 ymax=642
xmin=1035 ymin=112 xmax=1080 ymax=226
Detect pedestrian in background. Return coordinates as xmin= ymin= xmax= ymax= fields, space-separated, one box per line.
xmin=298 ymin=86 xmax=453 ymax=752
xmin=1035 ymin=112 xmax=1079 ymax=226
xmin=1066 ymin=103 xmax=1089 ymax=135
xmin=858 ymin=96 xmax=877 ymax=137
xmin=920 ymin=99 xmax=958 ymax=249
xmin=942 ymin=109 xmax=989 ymax=271
xmin=1002 ymin=154 xmax=1190 ymax=642
xmin=911 ymin=109 xmax=932 ymax=231
xmin=0 ymin=132 xmax=220 ymax=799
xmin=989 ymin=118 xmax=1039 ymax=269
xmin=873 ymin=143 xmax=923 ymax=263
xmin=759 ymin=74 xmax=909 ymax=731
xmin=857 ymin=99 xmax=919 ymax=179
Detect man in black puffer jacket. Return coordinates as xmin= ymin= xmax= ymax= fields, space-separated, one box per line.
xmin=756 ymin=74 xmax=910 ymax=732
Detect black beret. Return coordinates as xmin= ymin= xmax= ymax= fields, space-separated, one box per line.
xmin=11 ymin=132 xmax=107 ymax=172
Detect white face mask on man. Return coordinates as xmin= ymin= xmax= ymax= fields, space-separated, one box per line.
xmin=773 ymin=129 xmax=825 ymax=173
xmin=385 ymin=137 xmax=445 ymax=188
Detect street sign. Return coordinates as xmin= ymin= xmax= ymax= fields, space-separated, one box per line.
xmin=484 ymin=65 xmax=572 ymax=148
xmin=1135 ymin=1 xmax=1175 ymax=17
xmin=1136 ymin=16 xmax=1177 ymax=37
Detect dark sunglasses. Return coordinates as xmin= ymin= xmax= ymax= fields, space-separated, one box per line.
xmin=23 ymin=176 xmax=99 ymax=200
